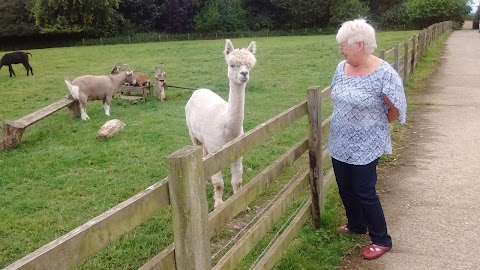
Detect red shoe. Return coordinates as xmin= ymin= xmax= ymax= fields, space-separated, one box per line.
xmin=361 ymin=244 xmax=391 ymax=260
xmin=337 ymin=224 xmax=351 ymax=234
xmin=337 ymin=224 xmax=367 ymax=234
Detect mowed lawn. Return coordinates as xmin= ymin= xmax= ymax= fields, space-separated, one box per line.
xmin=0 ymin=31 xmax=417 ymax=269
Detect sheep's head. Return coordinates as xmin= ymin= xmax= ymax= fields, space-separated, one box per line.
xmin=111 ymin=63 xmax=132 ymax=75
xmin=111 ymin=60 xmax=121 ymax=75
xmin=111 ymin=66 xmax=121 ymax=75
xmin=111 ymin=63 xmax=134 ymax=85
xmin=125 ymin=71 xmax=135 ymax=85
xmin=224 ymin=39 xmax=257 ymax=85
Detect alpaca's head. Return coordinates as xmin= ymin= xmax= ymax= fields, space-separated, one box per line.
xmin=224 ymin=39 xmax=256 ymax=85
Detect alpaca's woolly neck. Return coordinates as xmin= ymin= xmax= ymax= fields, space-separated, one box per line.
xmin=224 ymin=81 xmax=246 ymax=140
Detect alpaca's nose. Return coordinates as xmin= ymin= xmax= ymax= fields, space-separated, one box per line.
xmin=240 ymin=71 xmax=248 ymax=76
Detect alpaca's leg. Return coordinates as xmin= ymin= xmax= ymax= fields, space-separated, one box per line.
xmin=211 ymin=171 xmax=224 ymax=209
xmin=202 ymin=146 xmax=213 ymax=184
xmin=189 ymin=135 xmax=214 ymax=186
xmin=231 ymin=156 xmax=243 ymax=193
xmin=189 ymin=134 xmax=202 ymax=146
xmin=231 ymin=157 xmax=249 ymax=212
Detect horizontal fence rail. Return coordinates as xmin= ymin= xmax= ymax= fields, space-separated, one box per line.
xmin=1 ymin=97 xmax=77 ymax=149
xmin=203 ymin=101 xmax=308 ymax=178
xmin=4 ymin=179 xmax=171 ymax=270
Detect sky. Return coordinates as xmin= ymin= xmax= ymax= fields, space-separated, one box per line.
xmin=471 ymin=0 xmax=480 ymax=11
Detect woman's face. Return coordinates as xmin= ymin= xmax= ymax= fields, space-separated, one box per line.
xmin=339 ymin=42 xmax=362 ymax=66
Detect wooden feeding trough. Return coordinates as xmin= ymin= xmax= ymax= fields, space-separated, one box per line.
xmin=118 ymin=84 xmax=153 ymax=102
xmin=111 ymin=63 xmax=166 ymax=102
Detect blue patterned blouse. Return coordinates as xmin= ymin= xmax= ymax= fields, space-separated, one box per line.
xmin=328 ymin=60 xmax=407 ymax=165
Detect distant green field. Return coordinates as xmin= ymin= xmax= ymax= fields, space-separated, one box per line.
xmin=0 ymin=31 xmax=417 ymax=269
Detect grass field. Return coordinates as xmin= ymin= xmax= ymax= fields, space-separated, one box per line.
xmin=0 ymin=30 xmax=419 ymax=269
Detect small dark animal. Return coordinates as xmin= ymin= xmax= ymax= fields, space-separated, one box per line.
xmin=0 ymin=51 xmax=34 ymax=77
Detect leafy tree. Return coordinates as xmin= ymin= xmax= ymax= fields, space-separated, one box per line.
xmin=359 ymin=0 xmax=404 ymax=20
xmin=378 ymin=2 xmax=410 ymax=29
xmin=360 ymin=0 xmax=380 ymax=20
xmin=241 ymin=0 xmax=332 ymax=30
xmin=118 ymin=0 xmax=208 ymax=33
xmin=377 ymin=0 xmax=405 ymax=13
xmin=240 ymin=0 xmax=276 ymax=30
xmin=162 ymin=0 xmax=193 ymax=33
xmin=286 ymin=0 xmax=332 ymax=28
xmin=195 ymin=0 xmax=247 ymax=32
xmin=405 ymin=0 xmax=471 ymax=28
xmin=329 ymin=0 xmax=370 ymax=27
xmin=194 ymin=1 xmax=222 ymax=31
xmin=0 ymin=0 xmax=39 ymax=37
xmin=118 ymin=0 xmax=167 ymax=32
xmin=242 ymin=0 xmax=294 ymax=29
xmin=33 ymin=0 xmax=124 ymax=36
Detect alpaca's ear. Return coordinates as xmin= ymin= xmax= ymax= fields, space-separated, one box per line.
xmin=247 ymin=41 xmax=256 ymax=55
xmin=225 ymin=39 xmax=234 ymax=56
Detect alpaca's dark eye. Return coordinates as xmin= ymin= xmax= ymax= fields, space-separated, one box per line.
xmin=230 ymin=64 xmax=235 ymax=68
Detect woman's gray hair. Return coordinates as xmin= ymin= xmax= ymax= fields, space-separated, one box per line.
xmin=336 ymin=19 xmax=377 ymax=54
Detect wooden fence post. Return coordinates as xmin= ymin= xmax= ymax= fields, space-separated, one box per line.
xmin=412 ymin=35 xmax=417 ymax=71
xmin=394 ymin=44 xmax=400 ymax=74
xmin=67 ymin=100 xmax=81 ymax=118
xmin=167 ymin=145 xmax=211 ymax=270
xmin=379 ymin=49 xmax=385 ymax=60
xmin=428 ymin=26 xmax=432 ymax=46
xmin=421 ymin=29 xmax=426 ymax=59
xmin=403 ymin=41 xmax=409 ymax=82
xmin=418 ymin=31 xmax=422 ymax=60
xmin=307 ymin=86 xmax=323 ymax=229
xmin=1 ymin=121 xmax=25 ymax=150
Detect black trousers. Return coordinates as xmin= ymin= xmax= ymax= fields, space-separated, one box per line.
xmin=332 ymin=157 xmax=392 ymax=247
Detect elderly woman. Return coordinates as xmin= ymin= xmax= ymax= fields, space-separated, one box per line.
xmin=328 ymin=19 xmax=407 ymax=260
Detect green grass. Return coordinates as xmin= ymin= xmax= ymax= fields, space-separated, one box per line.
xmin=1 ymin=30 xmax=419 ymax=269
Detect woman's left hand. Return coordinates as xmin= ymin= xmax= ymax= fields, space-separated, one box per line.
xmin=383 ymin=94 xmax=400 ymax=123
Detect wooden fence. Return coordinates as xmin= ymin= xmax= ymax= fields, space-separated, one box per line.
xmin=3 ymin=21 xmax=452 ymax=270
xmin=0 ymin=97 xmax=80 ymax=149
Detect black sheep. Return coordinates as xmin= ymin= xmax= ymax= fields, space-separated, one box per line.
xmin=0 ymin=51 xmax=34 ymax=77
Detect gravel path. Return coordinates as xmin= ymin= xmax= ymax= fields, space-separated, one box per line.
xmin=338 ymin=29 xmax=480 ymax=270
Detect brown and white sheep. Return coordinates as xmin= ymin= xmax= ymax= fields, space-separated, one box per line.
xmin=64 ymin=71 xmax=134 ymax=120
xmin=111 ymin=65 xmax=150 ymax=87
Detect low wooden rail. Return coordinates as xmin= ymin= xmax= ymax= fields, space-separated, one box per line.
xmin=4 ymin=179 xmax=170 ymax=269
xmin=3 ymin=21 xmax=452 ymax=270
xmin=0 ymin=97 xmax=80 ymax=150
xmin=0 ymin=86 xmax=153 ymax=150
xmin=118 ymin=85 xmax=154 ymax=102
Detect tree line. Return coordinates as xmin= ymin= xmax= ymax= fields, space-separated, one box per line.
xmin=0 ymin=0 xmax=473 ymax=42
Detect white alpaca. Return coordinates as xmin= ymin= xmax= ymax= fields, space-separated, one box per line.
xmin=185 ymin=39 xmax=257 ymax=209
